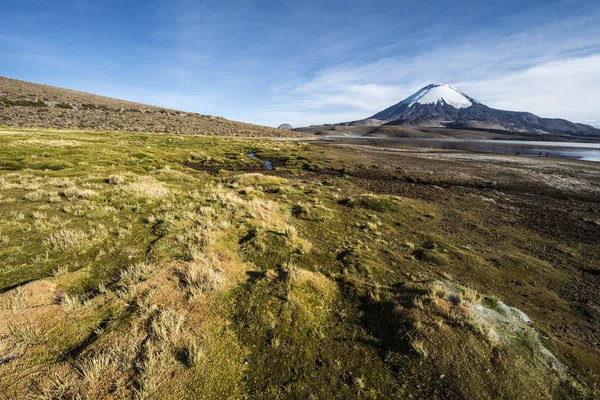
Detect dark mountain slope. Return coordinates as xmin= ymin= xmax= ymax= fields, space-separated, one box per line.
xmin=367 ymin=84 xmax=599 ymax=137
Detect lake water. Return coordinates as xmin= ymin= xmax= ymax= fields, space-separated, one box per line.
xmin=321 ymin=137 xmax=600 ymax=163
xmin=246 ymin=152 xmax=274 ymax=170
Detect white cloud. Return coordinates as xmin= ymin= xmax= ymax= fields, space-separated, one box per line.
xmin=459 ymin=54 xmax=600 ymax=123
xmin=264 ymin=14 xmax=600 ymax=127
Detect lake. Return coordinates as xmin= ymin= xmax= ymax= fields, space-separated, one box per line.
xmin=320 ymin=137 xmax=600 ymax=162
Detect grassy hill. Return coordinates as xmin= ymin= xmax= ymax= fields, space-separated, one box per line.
xmin=0 ymin=77 xmax=307 ymax=137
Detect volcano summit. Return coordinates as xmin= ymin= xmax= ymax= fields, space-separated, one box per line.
xmin=338 ymin=84 xmax=599 ymax=137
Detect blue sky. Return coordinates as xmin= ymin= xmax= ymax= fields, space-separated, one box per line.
xmin=1 ymin=0 xmax=600 ymax=127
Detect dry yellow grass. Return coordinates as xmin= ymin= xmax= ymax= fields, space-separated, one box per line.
xmin=124 ymin=176 xmax=169 ymax=199
xmin=107 ymin=174 xmax=125 ymax=185
xmin=178 ymin=257 xmax=225 ymax=301
xmin=0 ymin=77 xmax=310 ymax=137
xmin=61 ymin=187 xmax=97 ymax=199
xmin=44 ymin=229 xmax=88 ymax=251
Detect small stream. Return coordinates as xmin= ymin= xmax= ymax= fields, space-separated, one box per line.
xmin=247 ymin=152 xmax=274 ymax=170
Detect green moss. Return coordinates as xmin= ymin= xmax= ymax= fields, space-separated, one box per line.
xmin=291 ymin=203 xmax=332 ymax=222
xmin=340 ymin=194 xmax=400 ymax=213
xmin=229 ymin=173 xmax=288 ymax=186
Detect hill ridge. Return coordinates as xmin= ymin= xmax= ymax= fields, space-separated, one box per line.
xmin=0 ymin=77 xmax=307 ymax=137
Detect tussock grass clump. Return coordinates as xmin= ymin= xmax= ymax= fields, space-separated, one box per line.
xmin=4 ymin=287 xmax=28 ymax=312
xmin=428 ymin=283 xmax=449 ymax=299
xmin=47 ymin=194 xmax=62 ymax=203
xmin=8 ymin=323 xmax=46 ymax=346
xmin=44 ymin=229 xmax=88 ymax=251
xmin=178 ymin=257 xmax=225 ymax=301
xmin=50 ymin=177 xmax=75 ymax=188
xmin=8 ymin=210 xmax=25 ymax=220
xmin=31 ymin=210 xmax=46 ymax=219
xmin=184 ymin=340 xmax=204 ymax=367
xmin=212 ymin=188 xmax=245 ymax=211
xmin=0 ymin=336 xmax=26 ymax=363
xmin=176 ymin=220 xmax=218 ymax=262
xmin=36 ymin=375 xmax=73 ymax=400
xmin=340 ymin=194 xmax=400 ymax=212
xmin=107 ymin=174 xmax=125 ymax=185
xmin=244 ymin=198 xmax=280 ymax=220
xmin=150 ymin=308 xmax=184 ymax=344
xmin=77 ymin=351 xmax=114 ymax=382
xmin=119 ymin=262 xmax=155 ymax=284
xmin=276 ymin=223 xmax=312 ymax=255
xmin=229 ymin=173 xmax=288 ymax=186
xmin=411 ymin=340 xmax=428 ymax=358
xmin=283 ymin=223 xmax=297 ymax=241
xmin=197 ymin=206 xmax=216 ymax=217
xmin=61 ymin=187 xmax=97 ymax=199
xmin=291 ymin=202 xmax=332 ymax=222
xmin=124 ymin=176 xmax=169 ymax=199
xmin=24 ymin=190 xmax=48 ymax=202
xmin=6 ymin=287 xmax=29 ymax=312
xmin=457 ymin=286 xmax=482 ymax=305
xmin=55 ymin=291 xmax=87 ymax=312
xmin=51 ymin=265 xmax=69 ymax=277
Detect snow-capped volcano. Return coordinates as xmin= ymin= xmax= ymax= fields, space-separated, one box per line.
xmin=358 ymin=83 xmax=600 ymax=137
xmin=400 ymin=84 xmax=476 ymax=109
xmin=371 ymin=83 xmax=480 ymax=122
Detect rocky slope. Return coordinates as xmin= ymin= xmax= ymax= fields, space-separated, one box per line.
xmin=0 ymin=77 xmax=308 ymax=137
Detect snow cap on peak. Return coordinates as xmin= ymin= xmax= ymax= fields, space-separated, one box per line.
xmin=402 ymin=83 xmax=475 ymax=109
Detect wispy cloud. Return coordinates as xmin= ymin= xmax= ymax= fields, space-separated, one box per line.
xmin=459 ymin=54 xmax=600 ymax=121
xmin=263 ymin=13 xmax=600 ymax=127
xmin=1 ymin=0 xmax=599 ymax=128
